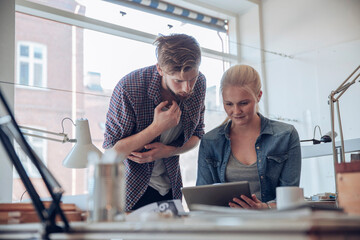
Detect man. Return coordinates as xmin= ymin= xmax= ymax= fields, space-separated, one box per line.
xmin=103 ymin=34 xmax=206 ymax=211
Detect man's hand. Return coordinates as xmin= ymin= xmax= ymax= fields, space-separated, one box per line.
xmin=127 ymin=142 xmax=176 ymax=164
xmin=152 ymin=101 xmax=181 ymax=133
xmin=112 ymin=101 xmax=184 ymax=158
xmin=229 ymin=194 xmax=268 ymax=209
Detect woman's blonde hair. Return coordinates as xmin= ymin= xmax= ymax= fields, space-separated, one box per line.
xmin=220 ymin=65 xmax=262 ymax=124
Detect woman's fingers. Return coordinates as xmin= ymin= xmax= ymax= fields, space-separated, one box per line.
xmin=229 ymin=195 xmax=268 ymax=209
xmin=231 ymin=197 xmax=250 ymax=209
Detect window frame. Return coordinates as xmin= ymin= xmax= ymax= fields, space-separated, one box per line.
xmin=15 ymin=0 xmax=238 ymax=63
xmin=17 ymin=41 xmax=47 ymax=88
xmin=8 ymin=0 xmax=242 ymax=198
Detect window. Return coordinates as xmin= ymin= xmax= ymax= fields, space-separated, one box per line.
xmin=26 ymin=0 xmax=228 ymax=52
xmin=17 ymin=42 xmax=47 ymax=87
xmin=14 ymin=128 xmax=47 ymax=179
xmin=13 ymin=0 xmax=237 ymax=200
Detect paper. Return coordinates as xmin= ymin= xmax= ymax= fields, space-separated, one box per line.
xmin=126 ymin=199 xmax=186 ymax=221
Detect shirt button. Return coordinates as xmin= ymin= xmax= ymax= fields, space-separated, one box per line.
xmin=256 ymin=146 xmax=260 ymax=150
xmin=261 ymin=176 xmax=264 ymax=179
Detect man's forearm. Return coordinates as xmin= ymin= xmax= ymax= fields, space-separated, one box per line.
xmin=112 ymin=123 xmax=162 ymax=157
xmin=171 ymin=135 xmax=200 ymax=156
xmin=124 ymin=135 xmax=201 ymax=163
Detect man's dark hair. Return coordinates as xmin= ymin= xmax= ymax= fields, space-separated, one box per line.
xmin=154 ymin=34 xmax=201 ymax=74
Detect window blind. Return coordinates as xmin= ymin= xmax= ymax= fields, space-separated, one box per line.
xmin=105 ymin=0 xmax=228 ymax=32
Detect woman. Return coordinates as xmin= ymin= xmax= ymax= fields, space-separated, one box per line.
xmin=196 ymin=65 xmax=301 ymax=209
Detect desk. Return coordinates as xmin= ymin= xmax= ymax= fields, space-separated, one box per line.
xmin=1 ymin=211 xmax=360 ymax=240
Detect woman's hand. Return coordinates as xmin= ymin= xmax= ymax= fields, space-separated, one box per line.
xmin=229 ymin=194 xmax=268 ymax=209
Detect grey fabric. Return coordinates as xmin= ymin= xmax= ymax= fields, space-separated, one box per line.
xmin=225 ymin=153 xmax=261 ymax=201
xmin=149 ymin=121 xmax=183 ymax=196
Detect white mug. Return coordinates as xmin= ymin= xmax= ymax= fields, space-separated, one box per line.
xmin=276 ymin=186 xmax=304 ymax=210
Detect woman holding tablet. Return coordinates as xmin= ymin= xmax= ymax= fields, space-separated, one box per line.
xmin=196 ymin=65 xmax=301 ymax=209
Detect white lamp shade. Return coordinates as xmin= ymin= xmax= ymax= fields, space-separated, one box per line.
xmin=62 ymin=118 xmax=102 ymax=168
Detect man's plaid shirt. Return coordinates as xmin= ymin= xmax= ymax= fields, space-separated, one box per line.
xmin=103 ymin=65 xmax=206 ymax=211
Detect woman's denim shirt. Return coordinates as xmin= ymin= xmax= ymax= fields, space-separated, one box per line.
xmin=196 ymin=114 xmax=301 ymax=202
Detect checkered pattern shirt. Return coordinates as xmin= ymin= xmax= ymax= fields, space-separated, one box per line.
xmin=103 ymin=65 xmax=206 ymax=211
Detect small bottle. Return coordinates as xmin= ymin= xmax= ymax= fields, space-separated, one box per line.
xmin=87 ymin=150 xmax=126 ymax=222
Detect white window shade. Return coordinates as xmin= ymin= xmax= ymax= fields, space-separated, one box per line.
xmin=104 ymin=0 xmax=228 ymax=32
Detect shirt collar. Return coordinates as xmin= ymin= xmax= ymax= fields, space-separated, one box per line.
xmin=147 ymin=65 xmax=162 ymax=106
xmin=258 ymin=113 xmax=273 ymax=135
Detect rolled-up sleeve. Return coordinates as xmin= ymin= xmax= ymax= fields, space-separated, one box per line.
xmin=103 ymin=81 xmax=135 ymax=149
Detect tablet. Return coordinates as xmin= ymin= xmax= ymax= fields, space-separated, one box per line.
xmin=182 ymin=181 xmax=251 ymax=210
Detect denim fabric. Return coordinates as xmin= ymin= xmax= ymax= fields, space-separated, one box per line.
xmin=196 ymin=114 xmax=301 ymax=202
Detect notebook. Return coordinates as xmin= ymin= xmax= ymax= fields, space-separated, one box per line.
xmin=182 ymin=181 xmax=251 ymax=211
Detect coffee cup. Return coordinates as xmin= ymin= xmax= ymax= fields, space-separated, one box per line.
xmin=276 ymin=186 xmax=304 ymax=210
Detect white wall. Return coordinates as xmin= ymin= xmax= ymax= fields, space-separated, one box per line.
xmin=239 ymin=0 xmax=360 ymax=197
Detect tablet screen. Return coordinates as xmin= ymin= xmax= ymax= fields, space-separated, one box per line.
xmin=182 ymin=181 xmax=251 ymax=210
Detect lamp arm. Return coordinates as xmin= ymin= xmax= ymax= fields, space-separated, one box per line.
xmin=20 ymin=126 xmax=67 ymax=136
xmin=330 ymin=98 xmax=337 ymax=163
xmin=336 ymin=101 xmax=345 ymax=162
xmin=19 ymin=126 xmax=76 ymax=143
xmin=331 ymin=65 xmax=360 ymax=102
xmin=22 ymin=133 xmax=68 ymax=143
xmin=333 ymin=73 xmax=360 ymax=102
xmin=329 ymin=65 xmax=360 ymax=166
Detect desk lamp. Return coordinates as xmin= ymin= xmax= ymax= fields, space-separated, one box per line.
xmin=20 ymin=118 xmax=102 ymax=168
xmin=329 ymin=65 xmax=360 ymax=214
xmin=329 ymin=65 xmax=360 ymax=164
xmin=300 ymin=125 xmax=337 ymax=144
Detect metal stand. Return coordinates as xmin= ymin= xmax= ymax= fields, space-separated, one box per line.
xmin=0 ymin=89 xmax=70 ymax=239
xmin=328 ymin=65 xmax=360 ymax=206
